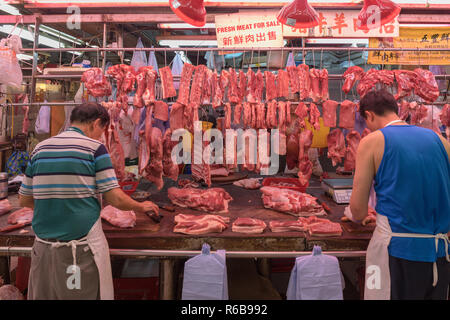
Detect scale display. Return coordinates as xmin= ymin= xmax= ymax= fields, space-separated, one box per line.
xmin=321 ymin=178 xmax=354 ymax=204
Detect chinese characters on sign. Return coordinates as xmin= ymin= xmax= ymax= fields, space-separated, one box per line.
xmin=282 ymin=10 xmax=399 ymax=38
xmin=368 ymin=27 xmax=450 ymax=65
xmin=215 ymin=11 xmax=283 ymax=50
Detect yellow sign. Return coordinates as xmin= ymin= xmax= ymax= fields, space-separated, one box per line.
xmin=283 ymin=10 xmax=399 ymax=38
xmin=215 ymin=11 xmax=284 ymax=50
xmin=305 ymin=118 xmax=330 ymax=149
xmin=368 ymin=27 xmax=450 ymax=65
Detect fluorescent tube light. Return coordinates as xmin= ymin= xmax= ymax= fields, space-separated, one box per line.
xmin=159 ymin=40 xmax=218 ymax=47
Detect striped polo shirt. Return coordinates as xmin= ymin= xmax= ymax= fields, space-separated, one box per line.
xmin=19 ymin=126 xmax=120 ymax=241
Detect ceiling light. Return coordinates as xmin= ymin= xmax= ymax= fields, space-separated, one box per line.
xmin=16 ymin=54 xmax=33 ymax=60
xmin=277 ymin=0 xmax=319 ymax=29
xmin=169 ymin=0 xmax=206 ymax=27
xmin=356 ymin=0 xmax=401 ymax=31
xmin=159 ymin=39 xmax=217 ymax=47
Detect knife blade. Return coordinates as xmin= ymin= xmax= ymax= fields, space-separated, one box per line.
xmin=145 ymin=211 xmax=163 ymax=223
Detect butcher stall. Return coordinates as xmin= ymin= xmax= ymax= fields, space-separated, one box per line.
xmin=0 ymin=0 xmax=449 ymax=300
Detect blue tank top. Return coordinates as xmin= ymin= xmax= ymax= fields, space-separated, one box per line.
xmin=375 ymin=125 xmax=450 ymax=262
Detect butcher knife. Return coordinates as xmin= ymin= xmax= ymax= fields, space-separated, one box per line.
xmin=316 ymin=198 xmax=331 ymax=214
xmin=144 ymin=211 xmax=163 ymax=223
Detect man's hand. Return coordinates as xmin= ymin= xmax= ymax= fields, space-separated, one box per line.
xmin=136 ymin=201 xmax=159 ymax=215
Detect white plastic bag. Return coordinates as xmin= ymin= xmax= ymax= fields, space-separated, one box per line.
xmin=171 ymin=52 xmax=184 ymax=90
xmin=148 ymin=48 xmax=159 ymax=74
xmin=286 ymin=51 xmax=296 ymax=67
xmin=0 ymin=38 xmax=23 ymax=88
xmin=182 ymin=243 xmax=228 ymax=300
xmin=130 ymin=38 xmax=147 ymax=71
xmin=35 ymin=100 xmax=51 ymax=134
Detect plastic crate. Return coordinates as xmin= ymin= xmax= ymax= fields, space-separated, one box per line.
xmin=113 ymin=277 xmax=159 ymax=300
xmin=119 ymin=181 xmax=138 ymax=196
xmin=262 ymin=177 xmax=308 ymax=192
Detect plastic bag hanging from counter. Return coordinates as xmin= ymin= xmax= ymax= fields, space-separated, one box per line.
xmin=356 ymin=0 xmax=401 ymax=31
xmin=286 ymin=245 xmax=344 ymax=300
xmin=182 ymin=243 xmax=228 ymax=300
xmin=276 ymin=0 xmax=319 ymax=29
xmin=171 ymin=52 xmax=184 ymax=90
xmin=169 ymin=0 xmax=206 ymax=27
xmin=35 ymin=100 xmax=50 ymax=134
xmin=130 ymin=37 xmax=148 ymax=71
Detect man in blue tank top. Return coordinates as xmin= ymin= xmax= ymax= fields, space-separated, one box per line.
xmin=349 ymin=89 xmax=449 ymax=300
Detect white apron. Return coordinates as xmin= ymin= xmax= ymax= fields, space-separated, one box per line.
xmin=364 ymin=119 xmax=450 ymax=300
xmin=36 ymin=217 xmax=114 ymax=300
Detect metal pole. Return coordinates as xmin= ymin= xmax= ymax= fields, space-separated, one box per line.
xmin=102 ymin=23 xmax=107 ymax=72
xmin=29 ymin=17 xmax=40 ymax=105
xmin=160 ymin=259 xmax=176 ymax=300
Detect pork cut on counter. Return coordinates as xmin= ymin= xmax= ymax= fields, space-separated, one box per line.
xmin=0 ymin=199 xmax=12 ymax=216
xmin=7 ymin=207 xmax=33 ymax=225
xmin=327 ymin=129 xmax=346 ymax=167
xmin=233 ymin=178 xmax=262 ymax=190
xmin=232 ymin=217 xmax=266 ymax=234
xmin=260 ymin=186 xmax=326 ymax=217
xmin=168 ymin=187 xmax=233 ymax=214
xmin=269 ymin=220 xmax=307 ymax=232
xmin=173 ymin=214 xmax=230 ymax=235
xmin=299 ymin=216 xmax=342 ymax=237
xmin=101 ymin=205 xmax=136 ymax=228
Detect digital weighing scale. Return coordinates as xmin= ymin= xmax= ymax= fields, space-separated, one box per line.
xmin=321 ymin=178 xmax=354 ymax=204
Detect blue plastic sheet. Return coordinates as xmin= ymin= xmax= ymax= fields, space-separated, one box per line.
xmin=182 ymin=243 xmax=228 ymax=300
xmin=286 ymin=246 xmax=344 ymax=300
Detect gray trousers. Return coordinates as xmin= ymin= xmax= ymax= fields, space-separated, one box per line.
xmin=27 ymin=239 xmax=100 ymax=300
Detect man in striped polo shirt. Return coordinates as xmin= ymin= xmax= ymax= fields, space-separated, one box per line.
xmin=19 ymin=103 xmax=158 ymax=300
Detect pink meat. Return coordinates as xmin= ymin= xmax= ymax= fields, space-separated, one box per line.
xmin=212 ymin=70 xmax=222 ymax=108
xmin=190 ymin=65 xmax=206 ymax=106
xmin=269 ymin=220 xmax=307 ymax=232
xmin=342 ymin=66 xmax=364 ymax=94
xmin=232 ymin=217 xmax=266 ymax=234
xmin=168 ymin=187 xmax=233 ymax=214
xmin=100 ymin=205 xmax=136 ymax=228
xmin=286 ymin=133 xmax=299 ymax=170
xmin=133 ymin=68 xmax=147 ymax=108
xmin=287 ymin=65 xmax=299 ymax=94
xmin=295 ymin=102 xmax=309 ymax=129
xmin=327 ymin=129 xmax=346 ymax=167
xmin=322 ymin=100 xmax=338 ymax=127
xmin=298 ymin=130 xmax=313 ymax=186
xmin=234 ymin=103 xmax=243 ymax=125
xmin=276 ymin=69 xmax=290 ymax=99
xmin=411 ymin=104 xmax=429 ymax=125
xmin=339 ymin=100 xmax=356 ymax=129
xmin=320 ymin=69 xmax=329 ymax=101
xmin=154 ymin=101 xmax=169 ymax=121
xmin=142 ymin=68 xmax=158 ymax=106
xmin=177 ymin=63 xmax=195 ymax=106
xmin=162 ymin=129 xmax=179 ymax=181
xmin=144 ymin=127 xmax=164 ymax=190
xmin=297 ymin=64 xmax=311 ymax=100
xmin=173 ymin=214 xmax=229 ymax=235
xmin=343 ymin=130 xmax=361 ymax=171
xmin=224 ymin=102 xmax=232 ymax=129
xmin=81 ymin=67 xmax=112 ymax=98
xmin=228 ymin=68 xmax=239 ymax=103
xmin=170 ymin=102 xmax=184 ymax=131
xmin=238 ymin=70 xmax=247 ymax=103
xmin=254 ymin=70 xmax=264 ymax=103
xmin=0 ymin=199 xmax=12 ymax=216
xmin=246 ymin=68 xmax=257 ymax=103
xmin=414 ymin=68 xmax=440 ymax=102
xmin=394 ymin=70 xmax=417 ymax=100
xmin=7 ymin=207 xmax=33 ymax=225
xmin=309 ymin=103 xmax=321 ymax=131
xmin=265 ymin=71 xmax=277 ymax=101
xmin=440 ymin=104 xmax=450 ymax=127
xmin=309 ymin=68 xmax=321 ymax=103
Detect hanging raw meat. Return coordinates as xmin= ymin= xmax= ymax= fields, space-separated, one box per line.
xmin=104 ymin=121 xmax=127 ymax=182
xmin=286 ymin=133 xmax=299 ymax=169
xmin=162 ymin=129 xmax=179 ymax=181
xmin=339 ymin=100 xmax=356 ymax=129
xmin=243 ymin=102 xmax=252 ymax=127
xmin=256 ymin=102 xmax=267 ymax=129
xmin=228 ymin=68 xmax=239 ymax=103
xmin=190 ymin=65 xmax=207 ymax=106
xmin=170 ymin=102 xmax=185 ymax=131
xmin=295 ymin=102 xmax=309 ymax=129
xmin=212 ymin=70 xmax=222 ymax=108
xmin=322 ymin=100 xmax=338 ymax=127
xmin=276 ymin=69 xmax=290 ymax=99
xmin=377 ymin=70 xmax=394 ymax=86
xmin=159 ymin=66 xmax=177 ymax=99
xmin=394 ymin=70 xmax=417 ymax=100
xmin=246 ymin=68 xmax=257 ymax=103
xmin=398 ymin=100 xmax=411 ymax=121
xmin=276 ymin=0 xmax=320 ymax=29
xmin=191 ymin=140 xmax=211 ymax=187
xmin=298 ymin=129 xmax=313 ymax=186
xmin=357 ymin=68 xmax=379 ymax=98
xmin=411 ymin=104 xmax=428 ymax=125
xmin=251 ymin=103 xmax=257 ymax=128
xmin=356 ymin=0 xmax=401 ymax=31
xmin=320 ymin=69 xmax=329 ymax=101
xmin=343 ymin=130 xmax=361 ymax=172
xmin=201 ymin=68 xmax=214 ymax=105
xmin=234 ymin=103 xmax=243 ymax=125
xmin=224 ymin=102 xmax=232 ymax=129
xmin=440 ymin=104 xmax=450 ymax=127
xmin=154 ymin=101 xmax=169 ymax=122
xmin=144 ymin=127 xmax=164 ymax=190
xmin=309 ymin=102 xmax=321 ymax=131
xmin=266 ymin=100 xmax=278 ymax=129
xmin=142 ymin=67 xmax=158 ymax=106
xmin=309 ymin=68 xmax=321 ymax=103
xmin=286 ymin=101 xmax=292 ymax=125
xmin=220 ymin=69 xmax=230 ymax=102
xmin=81 ymin=67 xmax=112 ymax=97
xmin=265 ymin=71 xmax=277 ymax=101
xmin=342 ymin=66 xmax=364 ymax=94
xmin=287 ymin=66 xmax=299 ymax=94
xmin=255 ymin=70 xmax=264 ymax=103
xmin=238 ymin=70 xmax=247 ymax=103
xmin=414 ymin=68 xmax=440 ymax=102
xmin=177 ymin=62 xmax=195 ymax=106
xmin=133 ymin=67 xmax=148 ymax=108
xmin=278 ymin=101 xmax=286 ymax=131
xmin=120 ymin=65 xmax=136 ymax=93
xmin=327 ymin=129 xmax=346 ymax=167
xmin=297 ymin=64 xmax=311 ymax=100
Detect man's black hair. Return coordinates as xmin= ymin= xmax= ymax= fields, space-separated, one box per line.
xmin=70 ymin=102 xmax=110 ymax=127
xmin=359 ymin=89 xmax=398 ymax=119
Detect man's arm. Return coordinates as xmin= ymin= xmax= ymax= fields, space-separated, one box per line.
xmin=19 ymin=194 xmax=35 ymax=209
xmin=103 ymin=187 xmax=159 ymax=214
xmin=350 ymin=134 xmax=377 ymax=221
